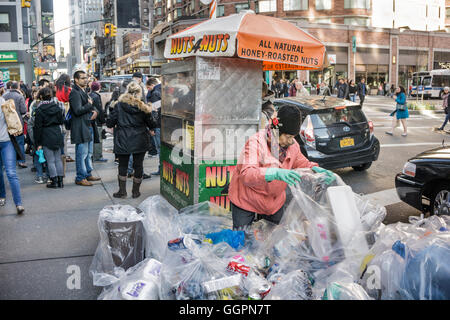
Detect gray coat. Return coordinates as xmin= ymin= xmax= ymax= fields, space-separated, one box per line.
xmin=3 ymin=90 xmax=27 ymax=127
xmin=69 ymin=84 xmax=95 ymax=144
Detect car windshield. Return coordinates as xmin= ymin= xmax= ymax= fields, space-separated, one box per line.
xmin=312 ymin=106 xmax=366 ymax=127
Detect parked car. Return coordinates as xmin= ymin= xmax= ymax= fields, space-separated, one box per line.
xmin=395 ymin=145 xmax=450 ymax=216
xmin=273 ymin=96 xmax=380 ymax=171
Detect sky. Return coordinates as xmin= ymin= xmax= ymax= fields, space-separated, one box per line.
xmin=53 ymin=0 xmax=70 ymax=58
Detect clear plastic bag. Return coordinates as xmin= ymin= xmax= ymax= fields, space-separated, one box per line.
xmin=98 ymin=258 xmax=162 ymax=300
xmin=176 ymin=201 xmax=233 ymax=236
xmin=90 ymin=205 xmax=146 ymax=287
xmin=264 ymin=270 xmax=315 ymax=300
xmin=159 ymin=243 xmax=244 ymax=300
xmin=359 ymin=216 xmax=450 ymax=300
xmin=139 ymin=196 xmax=181 ymax=262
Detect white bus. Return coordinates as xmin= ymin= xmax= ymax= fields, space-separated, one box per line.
xmin=411 ymin=69 xmax=450 ymax=99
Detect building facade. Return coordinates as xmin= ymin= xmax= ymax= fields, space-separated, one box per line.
xmin=149 ymin=0 xmax=450 ymax=88
xmin=0 ymin=0 xmax=56 ymax=83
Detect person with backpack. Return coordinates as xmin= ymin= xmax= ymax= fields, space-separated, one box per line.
xmin=89 ymin=81 xmax=107 ymax=163
xmin=55 ymin=74 xmax=74 ymax=164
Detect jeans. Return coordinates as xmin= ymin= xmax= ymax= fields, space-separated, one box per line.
xmin=127 ymin=154 xmax=134 ymax=175
xmin=15 ymin=134 xmax=26 ymax=164
xmin=33 ymin=152 xmax=44 ymax=178
xmin=75 ymin=128 xmax=94 ymax=182
xmin=350 ymin=94 xmax=356 ymax=102
xmin=93 ymin=126 xmax=103 ymax=160
xmin=440 ymin=113 xmax=450 ymax=130
xmin=153 ymin=128 xmax=161 ymax=173
xmin=0 ymin=141 xmax=23 ymax=206
xmin=43 ymin=146 xmax=63 ymax=178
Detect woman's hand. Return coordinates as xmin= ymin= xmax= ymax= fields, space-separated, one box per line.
xmin=312 ymin=166 xmax=336 ymax=185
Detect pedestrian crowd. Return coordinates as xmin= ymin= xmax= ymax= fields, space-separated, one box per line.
xmin=0 ymin=71 xmax=162 ymax=215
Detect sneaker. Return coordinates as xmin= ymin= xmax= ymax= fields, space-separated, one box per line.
xmin=35 ymin=177 xmax=45 ymax=184
xmin=66 ymin=156 xmax=75 ymax=163
xmin=402 ymin=133 xmax=408 ymax=137
xmin=18 ymin=163 xmax=27 ymax=169
xmin=94 ymin=158 xmax=108 ymax=162
xmin=148 ymin=154 xmax=157 ymax=158
xmin=0 ymin=198 xmax=5 ymax=206
xmin=385 ymin=131 xmax=393 ymax=135
xmin=143 ymin=173 xmax=151 ymax=180
xmin=151 ymin=170 xmax=160 ymax=176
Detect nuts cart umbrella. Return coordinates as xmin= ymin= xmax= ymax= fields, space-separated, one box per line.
xmin=164 ymin=10 xmax=327 ymax=71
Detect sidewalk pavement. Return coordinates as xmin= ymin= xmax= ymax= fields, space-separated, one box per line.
xmin=0 ymin=136 xmax=161 ymax=300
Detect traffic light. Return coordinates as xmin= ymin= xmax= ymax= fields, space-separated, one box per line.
xmin=21 ymin=0 xmax=31 ymax=8
xmin=104 ymin=23 xmax=111 ymax=37
xmin=110 ymin=24 xmax=117 ymax=37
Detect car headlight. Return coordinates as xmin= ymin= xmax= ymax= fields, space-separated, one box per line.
xmin=403 ymin=162 xmax=416 ymax=177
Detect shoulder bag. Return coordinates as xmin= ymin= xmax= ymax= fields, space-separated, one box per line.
xmin=1 ymin=99 xmax=23 ymax=136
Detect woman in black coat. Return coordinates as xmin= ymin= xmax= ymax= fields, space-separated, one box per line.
xmin=34 ymin=87 xmax=65 ymax=189
xmin=106 ymin=81 xmax=156 ymax=199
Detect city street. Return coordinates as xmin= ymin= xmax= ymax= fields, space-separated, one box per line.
xmin=0 ymin=95 xmax=448 ymax=300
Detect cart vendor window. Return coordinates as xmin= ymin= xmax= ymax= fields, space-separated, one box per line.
xmin=162 ymin=71 xmax=195 ymax=120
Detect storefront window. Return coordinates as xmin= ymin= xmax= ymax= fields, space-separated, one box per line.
xmin=355 ymin=64 xmax=389 ymax=91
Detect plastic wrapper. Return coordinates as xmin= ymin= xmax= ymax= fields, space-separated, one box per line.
xmin=90 ymin=205 xmax=146 ymax=287
xmin=139 ymin=196 xmax=181 ymax=262
xmin=265 ymin=270 xmax=315 ymax=300
xmin=159 ymin=242 xmax=245 ymax=300
xmin=98 ymin=258 xmax=162 ymax=300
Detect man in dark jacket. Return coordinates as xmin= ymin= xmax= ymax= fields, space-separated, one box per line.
xmin=89 ymin=81 xmax=107 ymax=162
xmin=3 ymin=81 xmax=28 ymax=168
xmin=357 ymin=78 xmax=368 ymax=107
xmin=337 ymin=78 xmax=349 ymax=99
xmin=69 ymin=70 xmax=101 ymax=186
xmin=146 ymin=77 xmax=161 ymax=176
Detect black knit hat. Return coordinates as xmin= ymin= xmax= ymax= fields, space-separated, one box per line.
xmin=276 ymin=105 xmax=301 ymax=135
xmin=132 ymin=72 xmax=143 ymax=79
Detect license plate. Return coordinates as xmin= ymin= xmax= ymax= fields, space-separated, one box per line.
xmin=340 ymin=137 xmax=355 ymax=148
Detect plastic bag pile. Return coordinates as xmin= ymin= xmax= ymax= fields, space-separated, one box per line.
xmin=89 ymin=169 xmax=450 ymax=300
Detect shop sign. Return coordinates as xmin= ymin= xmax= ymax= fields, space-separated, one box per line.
xmin=0 ymin=51 xmax=18 ymax=63
xmin=198 ymin=161 xmax=237 ymax=212
xmin=166 ymin=33 xmax=234 ymax=59
xmin=160 ymin=144 xmax=194 ymax=209
xmin=438 ymin=62 xmax=450 ymax=69
xmin=0 ymin=68 xmax=10 ymax=82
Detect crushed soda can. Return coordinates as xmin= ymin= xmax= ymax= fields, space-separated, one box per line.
xmin=167 ymin=235 xmax=203 ymax=251
xmin=227 ymin=261 xmax=250 ymax=277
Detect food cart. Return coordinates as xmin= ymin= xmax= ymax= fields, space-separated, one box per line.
xmin=160 ymin=10 xmax=327 ymax=210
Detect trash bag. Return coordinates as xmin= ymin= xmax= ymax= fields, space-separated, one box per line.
xmin=98 ymin=258 xmax=162 ymax=300
xmin=264 ymin=270 xmax=315 ymax=300
xmin=322 ymin=282 xmax=372 ymax=300
xmin=396 ymin=238 xmax=450 ymax=300
xmin=359 ymin=216 xmax=450 ymax=300
xmin=278 ymin=169 xmax=386 ymax=275
xmin=139 ymin=196 xmax=181 ymax=262
xmin=90 ymin=204 xmax=146 ymax=287
xmin=176 ymin=201 xmax=233 ymax=236
xmin=159 ymin=242 xmax=244 ymax=300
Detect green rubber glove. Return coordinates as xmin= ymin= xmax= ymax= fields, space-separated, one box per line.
xmin=312 ymin=166 xmax=336 ymax=185
xmin=265 ymin=168 xmax=302 ymax=186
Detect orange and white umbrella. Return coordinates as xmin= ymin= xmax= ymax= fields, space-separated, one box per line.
xmin=164 ymin=10 xmax=327 ymax=71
